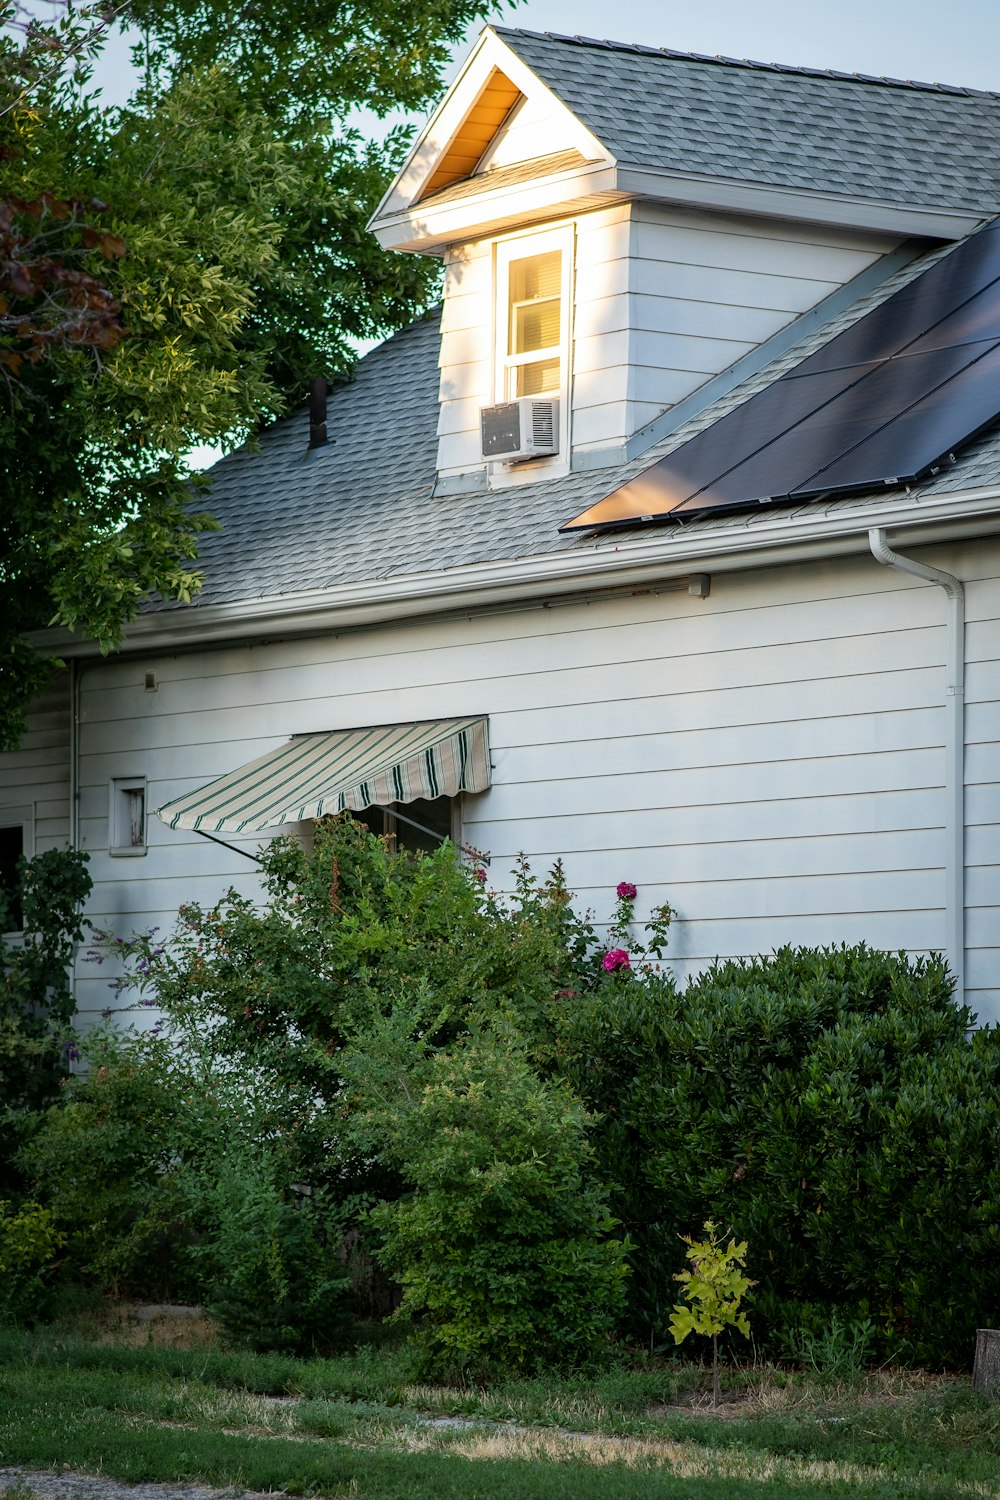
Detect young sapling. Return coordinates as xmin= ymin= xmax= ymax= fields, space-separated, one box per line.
xmin=668 ymin=1220 xmax=755 ymax=1408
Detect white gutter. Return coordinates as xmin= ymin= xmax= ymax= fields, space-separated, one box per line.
xmin=29 ymin=485 xmax=1000 ymax=660
xmin=868 ymin=528 xmax=966 ymax=1010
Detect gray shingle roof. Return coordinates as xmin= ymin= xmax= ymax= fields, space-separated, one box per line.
xmin=495 ymin=27 xmax=1000 ymax=213
xmin=175 ymin=232 xmax=1000 ymax=614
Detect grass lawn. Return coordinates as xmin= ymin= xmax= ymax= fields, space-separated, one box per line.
xmin=1 ymin=1313 xmax=998 ymax=1499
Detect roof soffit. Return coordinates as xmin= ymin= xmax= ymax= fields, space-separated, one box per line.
xmin=367 ymin=27 xmax=614 ymax=241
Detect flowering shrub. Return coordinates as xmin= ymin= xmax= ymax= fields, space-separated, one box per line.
xmin=26 ymin=822 xmax=681 ymax=1360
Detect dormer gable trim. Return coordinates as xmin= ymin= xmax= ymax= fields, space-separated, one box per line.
xmin=368 ymin=27 xmax=614 ymax=234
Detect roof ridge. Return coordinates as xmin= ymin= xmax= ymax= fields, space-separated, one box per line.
xmin=491 ymin=24 xmax=1000 ymax=100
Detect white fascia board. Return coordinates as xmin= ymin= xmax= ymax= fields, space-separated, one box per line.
xmin=615 ymin=164 xmax=985 ymax=241
xmin=372 ymin=164 xmax=623 ymax=254
xmin=369 ymin=27 xmax=612 ymax=233
xmin=35 ymin=489 xmax=1000 ymax=660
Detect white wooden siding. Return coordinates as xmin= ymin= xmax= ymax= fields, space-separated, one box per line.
xmin=435 ymin=201 xmax=898 ymax=479
xmin=0 ymin=674 xmax=71 ymax=855
xmin=55 ymin=538 xmax=1000 ymax=1029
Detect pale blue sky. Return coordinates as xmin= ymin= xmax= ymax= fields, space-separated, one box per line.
xmin=489 ymin=0 xmax=1000 ymax=93
xmin=92 ymin=0 xmax=1000 ymax=107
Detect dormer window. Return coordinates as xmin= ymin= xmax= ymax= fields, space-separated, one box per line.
xmin=496 ymin=227 xmax=572 ymax=407
xmin=507 ymin=249 xmax=562 ymax=395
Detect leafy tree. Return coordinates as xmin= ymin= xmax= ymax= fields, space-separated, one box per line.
xmin=1 ymin=0 xmax=513 ymax=748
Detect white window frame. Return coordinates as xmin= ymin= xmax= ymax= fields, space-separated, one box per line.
xmin=0 ymin=804 xmax=34 ymax=938
xmin=109 ymin=776 xmax=148 ymax=857
xmin=493 ymin=223 xmax=574 ymax=419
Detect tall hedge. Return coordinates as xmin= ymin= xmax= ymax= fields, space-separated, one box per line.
xmin=562 ymin=945 xmax=1000 ymax=1367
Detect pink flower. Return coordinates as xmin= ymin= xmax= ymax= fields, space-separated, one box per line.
xmin=616 ymin=881 xmax=637 ymax=901
xmin=602 ymin=948 xmax=631 ymax=972
xmin=474 ymin=867 xmax=488 ymax=883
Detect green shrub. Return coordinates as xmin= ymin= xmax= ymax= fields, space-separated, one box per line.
xmin=346 ymin=1016 xmax=628 ymax=1378
xmin=31 ymin=818 xmax=995 ymax=1376
xmin=0 ymin=1199 xmax=64 ymax=1321
xmin=20 ymin=1028 xmax=212 ymax=1299
xmin=0 ymin=847 xmax=91 ymax=1193
xmin=181 ymin=1155 xmax=355 ymax=1354
xmin=562 ymin=943 xmax=998 ymax=1367
xmin=788 ymin=1311 xmax=876 ymax=1380
xmin=22 ymin=1027 xmax=358 ymax=1352
xmin=64 ymin=821 xmax=627 ymax=1366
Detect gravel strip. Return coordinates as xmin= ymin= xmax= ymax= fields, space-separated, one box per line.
xmin=0 ymin=1469 xmax=307 ymax=1500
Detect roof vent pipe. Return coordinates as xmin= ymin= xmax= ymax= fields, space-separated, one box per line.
xmin=308 ymin=377 xmax=328 ymax=449
xmin=868 ymin=528 xmax=966 ymax=1014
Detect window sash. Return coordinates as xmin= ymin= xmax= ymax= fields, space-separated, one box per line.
xmin=495 ymin=229 xmax=572 ymax=406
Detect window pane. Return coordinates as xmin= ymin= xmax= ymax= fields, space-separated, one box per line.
xmin=509 ymin=249 xmax=561 ymax=304
xmin=509 ymin=250 xmax=562 ymax=355
xmin=394 ymin=796 xmax=453 ymax=855
xmin=125 ymin=788 xmax=145 ymax=847
xmin=512 ymin=298 xmax=561 ymax=355
xmin=517 ymin=357 xmax=561 ymax=396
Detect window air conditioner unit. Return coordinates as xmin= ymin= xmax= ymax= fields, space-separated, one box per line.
xmin=480 ymin=397 xmax=559 ymax=462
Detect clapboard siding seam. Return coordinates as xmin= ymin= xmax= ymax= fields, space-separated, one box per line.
xmin=80 ymin=622 xmax=946 ymax=707
xmin=464 ymin=779 xmax=942 ymax=812
xmin=84 ymin=654 xmax=949 ymax=713
xmin=75 ymin=701 xmax=949 ymax=769
xmin=629 ymin=247 xmax=876 ymax=287
xmin=78 ymin=660 xmax=947 ymax=737
xmin=469 ymin=826 xmax=946 ymax=850
xmin=76 ymin=687 xmax=947 ymax=744
xmin=76 ymin=711 xmax=947 ymax=762
xmin=632 ymin=200 xmax=897 ymax=248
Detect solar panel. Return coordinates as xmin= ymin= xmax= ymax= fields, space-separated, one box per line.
xmin=560 ymin=216 xmax=1000 ymax=534
xmin=787 ymin=227 xmax=1000 ymax=376
xmin=791 ymin=340 xmax=1000 ymax=495
xmin=671 ymin=338 xmax=1000 ymax=515
xmin=559 ymin=364 xmax=881 ymax=530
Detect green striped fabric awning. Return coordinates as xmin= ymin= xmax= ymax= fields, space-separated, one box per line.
xmin=155 ymin=717 xmax=490 ymax=834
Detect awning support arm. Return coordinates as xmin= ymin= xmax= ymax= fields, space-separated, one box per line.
xmin=193 ymin=828 xmax=263 ymax=864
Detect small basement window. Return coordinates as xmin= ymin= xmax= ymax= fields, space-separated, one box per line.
xmin=110 ymin=777 xmax=147 ymax=856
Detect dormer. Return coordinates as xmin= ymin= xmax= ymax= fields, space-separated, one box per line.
xmin=369 ymin=28 xmax=988 ymax=494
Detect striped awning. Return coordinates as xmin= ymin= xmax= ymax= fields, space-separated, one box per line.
xmin=155 ymin=717 xmax=490 ymax=834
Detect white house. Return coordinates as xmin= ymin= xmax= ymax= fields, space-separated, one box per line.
xmin=6 ymin=26 xmax=1000 ymax=1024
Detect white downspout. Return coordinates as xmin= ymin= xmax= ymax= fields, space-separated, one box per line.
xmin=868 ymin=528 xmax=965 ymax=1010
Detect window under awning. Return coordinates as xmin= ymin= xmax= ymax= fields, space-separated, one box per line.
xmin=155 ymin=717 xmax=491 ymax=835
